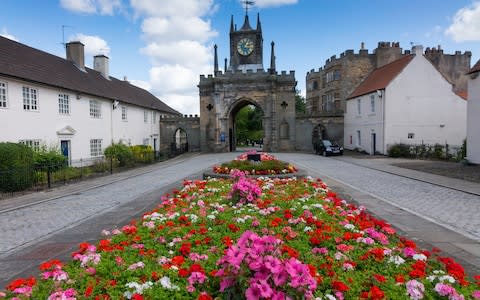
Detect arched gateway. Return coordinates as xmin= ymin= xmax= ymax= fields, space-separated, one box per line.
xmin=198 ymin=13 xmax=297 ymax=152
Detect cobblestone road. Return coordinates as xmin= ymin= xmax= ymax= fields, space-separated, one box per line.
xmin=275 ymin=153 xmax=480 ymax=241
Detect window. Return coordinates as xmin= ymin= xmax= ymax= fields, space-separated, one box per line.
xmin=89 ymin=100 xmax=101 ymax=118
xmin=19 ymin=139 xmax=41 ymax=152
xmin=357 ymin=130 xmax=361 ymax=146
xmin=408 ymin=133 xmax=415 ymax=139
xmin=322 ymin=94 xmax=334 ymax=112
xmin=370 ymin=95 xmax=375 ymax=113
xmin=143 ymin=138 xmax=150 ymax=146
xmin=121 ymin=106 xmax=127 ymax=121
xmin=333 ymin=69 xmax=341 ymax=80
xmin=144 ymin=110 xmax=149 ymax=123
xmin=58 ymin=94 xmax=69 ymax=114
xmin=90 ymin=139 xmax=102 ymax=156
xmin=312 ymin=81 xmax=318 ymax=90
xmin=357 ymin=99 xmax=361 ymax=115
xmin=153 ymin=112 xmax=157 ymax=123
xmin=0 ymin=81 xmax=7 ymax=108
xmin=349 ymin=135 xmax=352 ymax=145
xmin=23 ymin=86 xmax=38 ymax=111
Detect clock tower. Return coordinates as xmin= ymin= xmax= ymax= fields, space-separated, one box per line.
xmin=229 ymin=13 xmax=263 ymax=72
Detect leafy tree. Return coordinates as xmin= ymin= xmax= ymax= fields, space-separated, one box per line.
xmin=235 ymin=105 xmax=264 ymax=145
xmin=295 ymin=89 xmax=306 ymax=114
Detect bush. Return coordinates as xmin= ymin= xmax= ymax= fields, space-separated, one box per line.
xmin=0 ymin=142 xmax=34 ymax=192
xmin=104 ymin=143 xmax=134 ymax=167
xmin=130 ymin=145 xmax=154 ymax=163
xmin=387 ymin=143 xmax=412 ymax=158
xmin=33 ymin=147 xmax=67 ymax=172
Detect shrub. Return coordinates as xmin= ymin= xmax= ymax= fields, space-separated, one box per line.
xmin=33 ymin=146 xmax=67 ymax=172
xmin=387 ymin=143 xmax=412 ymax=158
xmin=130 ymin=145 xmax=154 ymax=163
xmin=0 ymin=142 xmax=34 ymax=192
xmin=104 ymin=143 xmax=134 ymax=167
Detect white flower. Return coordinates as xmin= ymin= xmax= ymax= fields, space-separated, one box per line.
xmin=388 ymin=255 xmax=406 ymax=266
xmin=439 ymin=275 xmax=455 ymax=283
xmin=304 ymin=226 xmax=313 ymax=232
xmin=159 ymin=276 xmax=180 ymax=290
xmin=413 ymin=254 xmax=427 ymax=261
xmin=344 ymin=223 xmax=355 ymax=230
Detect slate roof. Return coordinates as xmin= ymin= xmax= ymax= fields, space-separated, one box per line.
xmin=0 ymin=36 xmax=180 ymax=115
xmin=467 ymin=59 xmax=480 ymax=74
xmin=347 ymin=55 xmax=414 ymax=99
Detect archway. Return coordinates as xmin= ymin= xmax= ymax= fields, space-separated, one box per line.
xmin=312 ymin=124 xmax=327 ymax=153
xmin=228 ymin=99 xmax=264 ymax=152
xmin=173 ymin=128 xmax=188 ymax=153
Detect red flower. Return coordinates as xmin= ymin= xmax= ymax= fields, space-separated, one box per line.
xmin=228 ymin=223 xmax=240 ymax=232
xmin=332 ymin=280 xmax=349 ymax=292
xmin=6 ymin=277 xmax=36 ymax=291
xmin=171 ymin=255 xmax=185 ymax=266
xmin=132 ymin=294 xmax=144 ymax=300
xmin=178 ymin=268 xmax=190 ymax=277
xmin=373 ymin=274 xmax=386 ymax=283
xmin=198 ymin=292 xmax=213 ymax=300
xmin=179 ymin=242 xmax=192 ymax=256
xmin=39 ymin=259 xmax=63 ymax=271
xmin=368 ymin=285 xmax=385 ymax=300
xmin=85 ymin=285 xmax=94 ymax=297
xmin=222 ymin=236 xmax=233 ymax=247
xmin=395 ymin=274 xmax=405 ymax=283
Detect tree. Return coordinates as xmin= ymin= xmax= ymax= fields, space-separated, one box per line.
xmin=295 ymin=89 xmax=306 ymax=114
xmin=235 ymin=105 xmax=264 ymax=145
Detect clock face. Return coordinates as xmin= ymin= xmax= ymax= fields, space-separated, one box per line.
xmin=237 ymin=38 xmax=254 ymax=56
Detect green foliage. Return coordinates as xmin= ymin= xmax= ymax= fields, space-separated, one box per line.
xmin=130 ymin=145 xmax=154 ymax=163
xmin=387 ymin=143 xmax=412 ymax=158
xmin=33 ymin=146 xmax=67 ymax=172
xmin=220 ymin=159 xmax=290 ymax=173
xmin=295 ymin=89 xmax=306 ymax=114
xmin=104 ymin=143 xmax=134 ymax=167
xmin=0 ymin=142 xmax=34 ymax=192
xmin=235 ymin=105 xmax=264 ymax=145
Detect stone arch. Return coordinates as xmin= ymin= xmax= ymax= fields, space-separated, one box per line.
xmin=227 ymin=98 xmax=265 ymax=152
xmin=173 ymin=127 xmax=188 ymax=152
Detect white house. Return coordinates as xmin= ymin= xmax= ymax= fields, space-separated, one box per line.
xmin=0 ymin=36 xmax=179 ymax=165
xmin=466 ymin=60 xmax=480 ymax=164
xmin=344 ymin=45 xmax=467 ymax=155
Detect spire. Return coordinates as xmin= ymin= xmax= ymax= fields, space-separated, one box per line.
xmin=230 ymin=15 xmax=234 ymax=33
xmin=270 ymin=41 xmax=276 ymax=74
xmin=256 ymin=13 xmax=261 ymax=31
xmin=214 ymin=44 xmax=219 ymax=75
xmin=224 ymin=58 xmax=228 ymax=72
xmin=240 ymin=14 xmax=252 ymax=31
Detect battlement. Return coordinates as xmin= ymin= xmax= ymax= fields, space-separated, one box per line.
xmin=424 ymin=45 xmax=471 ymax=57
xmin=160 ymin=114 xmax=200 ymax=121
xmin=199 ymin=69 xmax=296 ymax=82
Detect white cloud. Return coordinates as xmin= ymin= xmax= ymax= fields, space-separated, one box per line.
xmin=251 ymin=0 xmax=298 ymax=8
xmin=158 ymin=93 xmax=199 ymax=115
xmin=129 ymin=79 xmax=151 ymax=91
xmin=71 ymin=33 xmax=110 ymax=57
xmin=141 ymin=40 xmax=211 ymax=68
xmin=130 ymin=0 xmax=215 ymax=18
xmin=141 ymin=16 xmax=217 ymax=43
xmin=445 ymin=1 xmax=480 ymax=42
xmin=0 ymin=28 xmax=18 ymax=41
xmin=60 ymin=0 xmax=121 ymax=15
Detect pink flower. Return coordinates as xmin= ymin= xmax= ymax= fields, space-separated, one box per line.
xmin=473 ymin=290 xmax=480 ymax=299
xmin=245 ymin=283 xmax=262 ymax=300
xmin=312 ymin=247 xmax=328 ymax=255
xmin=406 ymin=280 xmax=425 ymax=300
xmin=404 ymin=247 xmax=416 ymax=257
xmin=434 ymin=283 xmax=455 ymax=296
xmin=257 ymin=280 xmax=273 ymax=298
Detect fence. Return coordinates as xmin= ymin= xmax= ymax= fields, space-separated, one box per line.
xmin=387 ymin=142 xmax=466 ymax=161
xmin=0 ymin=148 xmax=187 ymax=199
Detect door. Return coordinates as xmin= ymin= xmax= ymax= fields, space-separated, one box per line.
xmin=60 ymin=140 xmax=70 ymax=165
xmin=371 ymin=133 xmax=376 ymax=155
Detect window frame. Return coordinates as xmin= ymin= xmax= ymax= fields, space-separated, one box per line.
xmin=22 ymin=86 xmax=39 ymax=111
xmin=0 ymin=81 xmax=7 ymax=108
xmin=144 ymin=110 xmax=149 ymax=123
xmin=90 ymin=139 xmax=103 ymax=157
xmin=19 ymin=139 xmax=41 ymax=152
xmin=58 ymin=93 xmax=70 ymax=115
xmin=121 ymin=106 xmax=128 ymax=121
xmin=370 ymin=94 xmax=375 ymax=113
xmin=357 ymin=98 xmax=361 ymax=115
xmin=89 ymin=99 xmax=102 ymax=118
xmin=357 ymin=130 xmax=361 ymax=146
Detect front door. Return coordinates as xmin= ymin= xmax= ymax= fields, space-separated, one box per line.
xmin=371 ymin=133 xmax=376 ymax=155
xmin=60 ymin=140 xmax=70 ymax=165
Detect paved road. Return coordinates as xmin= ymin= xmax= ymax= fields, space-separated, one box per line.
xmin=1 ymin=152 xmax=479 ymax=286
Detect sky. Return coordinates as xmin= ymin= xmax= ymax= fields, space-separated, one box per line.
xmin=1 ymin=0 xmax=480 ymax=115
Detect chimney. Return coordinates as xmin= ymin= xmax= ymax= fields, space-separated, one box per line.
xmin=66 ymin=41 xmax=85 ymax=71
xmin=94 ymin=54 xmax=110 ymax=79
xmin=412 ymin=45 xmax=423 ymax=56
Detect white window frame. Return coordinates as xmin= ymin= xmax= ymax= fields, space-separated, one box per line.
xmin=23 ymin=86 xmax=39 ymax=111
xmin=19 ymin=139 xmax=41 ymax=152
xmin=357 ymin=99 xmax=361 ymax=115
xmin=144 ymin=110 xmax=149 ymax=123
xmin=58 ymin=94 xmax=70 ymax=114
xmin=121 ymin=106 xmax=128 ymax=121
xmin=89 ymin=100 xmax=102 ymax=118
xmin=370 ymin=94 xmax=375 ymax=113
xmin=153 ymin=111 xmax=157 ymax=123
xmin=90 ymin=139 xmax=103 ymax=157
xmin=357 ymin=130 xmax=361 ymax=146
xmin=143 ymin=138 xmax=150 ymax=146
xmin=0 ymin=81 xmax=7 ymax=108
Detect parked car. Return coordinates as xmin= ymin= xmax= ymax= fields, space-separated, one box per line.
xmin=315 ymin=140 xmax=343 ymax=156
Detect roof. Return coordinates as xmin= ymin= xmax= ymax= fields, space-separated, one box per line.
xmin=0 ymin=36 xmax=180 ymax=115
xmin=347 ymin=55 xmax=414 ymax=99
xmin=467 ymin=59 xmax=480 ymax=74
xmin=455 ymin=90 xmax=468 ymax=100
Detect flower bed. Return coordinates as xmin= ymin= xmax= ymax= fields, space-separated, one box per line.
xmin=212 ymin=151 xmax=297 ymax=175
xmin=1 ymin=174 xmax=479 ymax=299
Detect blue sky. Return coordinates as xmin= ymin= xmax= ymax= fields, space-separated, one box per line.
xmin=1 ymin=0 xmax=479 ymax=115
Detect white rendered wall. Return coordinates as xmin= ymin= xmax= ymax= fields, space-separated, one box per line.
xmin=384 ymin=55 xmax=466 ymax=151
xmin=467 ymin=73 xmax=480 ymax=163
xmin=0 ymin=76 xmax=162 ymax=162
xmin=344 ymin=92 xmax=385 ymax=154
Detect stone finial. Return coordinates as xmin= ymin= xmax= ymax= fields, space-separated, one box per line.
xmin=214 ymin=44 xmax=219 ymax=75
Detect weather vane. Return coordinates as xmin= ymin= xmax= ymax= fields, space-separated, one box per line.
xmin=242 ymin=0 xmax=255 ymax=16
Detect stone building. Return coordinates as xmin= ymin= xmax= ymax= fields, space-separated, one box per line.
xmin=306 ymin=42 xmax=471 ymax=146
